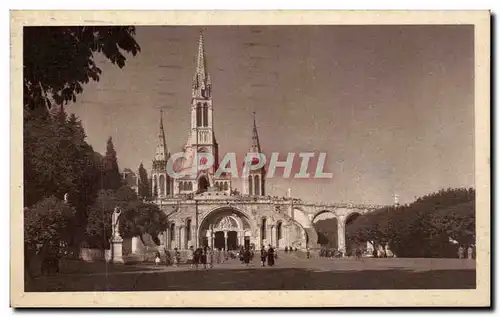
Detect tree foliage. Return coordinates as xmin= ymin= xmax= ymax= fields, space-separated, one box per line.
xmin=24 ymin=109 xmax=102 ymax=217
xmin=85 ymin=185 xmax=167 ymax=249
xmin=102 ymin=137 xmax=123 ymax=190
xmin=313 ymin=218 xmax=338 ymax=248
xmin=24 ymin=26 xmax=140 ymax=112
xmin=137 ymin=163 xmax=150 ymax=199
xmin=345 ymin=188 xmax=475 ymax=258
xmin=24 ymin=196 xmax=75 ymax=250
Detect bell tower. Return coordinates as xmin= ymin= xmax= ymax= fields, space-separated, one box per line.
xmin=190 ymin=31 xmax=219 ymax=178
xmin=243 ymin=113 xmax=266 ymax=196
xmin=151 ymin=109 xmax=172 ymax=198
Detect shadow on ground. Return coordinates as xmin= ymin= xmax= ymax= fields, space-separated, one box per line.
xmin=25 ymin=267 xmax=476 ymax=292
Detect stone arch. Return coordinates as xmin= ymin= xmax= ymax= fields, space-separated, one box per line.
xmin=344 ymin=211 xmax=363 ymax=256
xmin=293 ymin=207 xmax=313 ymax=229
xmin=198 ymin=206 xmax=253 ymax=250
xmin=197 ymin=174 xmax=209 ymax=193
xmin=276 ymin=221 xmax=283 ymax=248
xmin=310 ymin=210 xmax=338 ymax=249
xmin=223 ymin=182 xmax=229 ymax=191
xmin=312 ymin=209 xmax=337 ymax=223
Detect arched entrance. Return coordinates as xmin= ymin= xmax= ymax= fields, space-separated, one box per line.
xmin=312 ymin=210 xmax=338 ymax=249
xmin=276 ymin=222 xmax=283 ymax=248
xmin=198 ymin=207 xmax=252 ymax=251
xmin=198 ymin=175 xmax=209 ymax=193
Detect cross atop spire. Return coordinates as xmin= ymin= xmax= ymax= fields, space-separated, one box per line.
xmin=192 ymin=30 xmax=211 ymax=99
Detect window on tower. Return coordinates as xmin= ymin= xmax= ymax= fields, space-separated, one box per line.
xmin=196 ymin=102 xmax=202 ymax=127
xmin=248 ymin=175 xmax=253 ymax=196
xmin=254 ymin=175 xmax=260 ymax=196
xmin=261 ymin=218 xmax=267 ymax=240
xmin=202 ymin=103 xmax=208 ymax=127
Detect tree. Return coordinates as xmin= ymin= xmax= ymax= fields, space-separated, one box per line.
xmin=85 ymin=185 xmax=167 ymax=249
xmin=313 ymin=218 xmax=338 ymax=248
xmin=24 ymin=196 xmax=75 ymax=250
xmin=24 ymin=26 xmax=140 ymax=112
xmin=431 ymin=200 xmax=475 ymax=247
xmin=120 ymin=201 xmax=168 ymax=246
xmin=137 ymin=163 xmax=150 ymax=198
xmin=102 ymin=137 xmax=122 ymax=190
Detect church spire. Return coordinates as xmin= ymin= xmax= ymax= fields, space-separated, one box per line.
xmin=192 ymin=30 xmax=211 ymax=99
xmin=250 ymin=112 xmax=261 ymax=153
xmin=155 ymin=109 xmax=168 ymax=161
xmin=196 ymin=31 xmax=206 ymax=79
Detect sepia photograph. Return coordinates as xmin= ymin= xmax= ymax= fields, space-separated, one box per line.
xmin=11 ymin=10 xmax=490 ymax=307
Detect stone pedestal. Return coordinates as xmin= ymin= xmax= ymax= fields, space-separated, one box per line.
xmin=111 ymin=237 xmax=124 ymax=264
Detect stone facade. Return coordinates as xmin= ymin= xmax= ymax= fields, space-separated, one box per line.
xmin=154 ymin=194 xmax=380 ymax=252
xmin=141 ymin=32 xmax=383 ymax=253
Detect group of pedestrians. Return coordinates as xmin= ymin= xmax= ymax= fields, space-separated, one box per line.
xmin=260 ymin=245 xmax=276 ymax=267
xmin=156 ymin=244 xmax=281 ymax=268
xmin=187 ymin=246 xmax=214 ymax=269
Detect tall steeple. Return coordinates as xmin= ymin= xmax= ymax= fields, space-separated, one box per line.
xmin=155 ymin=109 xmax=168 ymax=161
xmin=250 ymin=112 xmax=261 ymax=153
xmin=243 ymin=113 xmax=266 ymax=196
xmin=192 ymin=30 xmax=212 ymax=99
xmin=151 ymin=109 xmax=172 ymax=198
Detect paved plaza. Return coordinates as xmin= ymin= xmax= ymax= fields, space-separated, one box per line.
xmin=25 ymin=253 xmax=476 ymax=292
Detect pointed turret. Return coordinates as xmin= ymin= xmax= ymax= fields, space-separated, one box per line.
xmin=192 ymin=31 xmax=211 ymax=99
xmin=243 ymin=113 xmax=266 ymax=196
xmin=154 ymin=109 xmax=168 ymax=161
xmin=250 ymin=112 xmax=262 ymax=153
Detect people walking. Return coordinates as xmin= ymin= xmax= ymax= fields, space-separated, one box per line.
xmin=187 ymin=246 xmax=194 ymax=269
xmin=467 ymin=246 xmax=474 ymax=259
xmin=194 ymin=247 xmax=202 ymax=269
xmin=260 ymin=246 xmax=267 ymax=267
xmin=164 ymin=249 xmax=171 ymax=266
xmin=206 ymin=247 xmax=213 ymax=268
xmin=243 ymin=247 xmax=251 ymax=267
xmin=458 ymin=246 xmax=464 ymax=259
xmin=267 ymin=245 xmax=275 ymax=267
xmin=201 ymin=246 xmax=208 ymax=269
xmin=218 ymin=248 xmax=224 ymax=264
xmin=173 ymin=248 xmax=180 ymax=267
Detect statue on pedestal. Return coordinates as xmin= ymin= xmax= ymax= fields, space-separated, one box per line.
xmin=112 ymin=207 xmax=122 ymax=240
xmin=110 ymin=206 xmax=124 ymax=263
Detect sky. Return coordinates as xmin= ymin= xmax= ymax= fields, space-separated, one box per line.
xmin=69 ymin=25 xmax=475 ymax=205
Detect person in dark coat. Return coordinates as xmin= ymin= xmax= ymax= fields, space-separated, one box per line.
xmin=243 ymin=248 xmax=251 ymax=267
xmin=260 ymin=246 xmax=267 ymax=267
xmin=267 ymin=245 xmax=275 ymax=266
xmin=201 ymin=247 xmax=207 ymax=269
xmin=193 ymin=247 xmax=201 ymax=269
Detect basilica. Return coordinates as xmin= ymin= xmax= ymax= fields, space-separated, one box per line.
xmin=140 ymin=32 xmax=382 ymax=253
